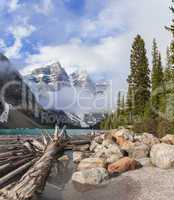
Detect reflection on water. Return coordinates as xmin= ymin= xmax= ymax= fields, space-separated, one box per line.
xmin=48 ymin=151 xmax=75 ymax=190
xmin=37 ymin=151 xmax=75 ymax=200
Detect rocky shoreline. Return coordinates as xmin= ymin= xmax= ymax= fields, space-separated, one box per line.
xmin=71 ymin=128 xmax=174 ymax=185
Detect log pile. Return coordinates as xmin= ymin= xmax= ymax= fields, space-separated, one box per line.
xmin=0 ymin=125 xmax=76 ymax=200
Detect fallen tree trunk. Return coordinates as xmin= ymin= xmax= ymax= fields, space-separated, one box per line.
xmin=0 ymin=126 xmax=93 ymax=200
xmin=0 ymin=155 xmax=35 ymax=178
xmin=0 ymin=126 xmax=67 ymax=200
xmin=0 ymin=158 xmax=38 ymax=189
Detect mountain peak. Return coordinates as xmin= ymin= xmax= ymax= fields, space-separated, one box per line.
xmin=25 ymin=61 xmax=70 ymax=90
xmin=70 ymin=69 xmax=95 ymax=91
xmin=0 ymin=53 xmax=9 ymax=62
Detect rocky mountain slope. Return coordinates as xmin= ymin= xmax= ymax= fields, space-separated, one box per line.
xmin=70 ymin=70 xmax=95 ymax=92
xmin=0 ymin=54 xmax=81 ymax=128
xmin=23 ymin=62 xmax=109 ymax=127
xmin=24 ymin=62 xmax=109 ymax=94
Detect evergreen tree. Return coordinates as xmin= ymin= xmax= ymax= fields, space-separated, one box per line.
xmin=151 ymin=39 xmax=164 ymax=111
xmin=116 ymin=91 xmax=121 ymax=117
xmin=164 ymin=46 xmax=172 ymax=81
xmin=120 ymin=94 xmax=125 ymax=114
xmin=164 ymin=0 xmax=174 ymax=123
xmin=129 ymin=34 xmax=151 ymax=118
xmin=166 ymin=0 xmax=174 ymax=67
xmin=126 ymin=85 xmax=133 ymax=123
xmin=151 ymin=39 xmax=160 ymax=91
xmin=166 ymin=46 xmax=172 ymax=69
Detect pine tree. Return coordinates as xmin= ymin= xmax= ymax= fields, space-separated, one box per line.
xmin=116 ymin=91 xmax=121 ymax=117
xmin=164 ymin=46 xmax=172 ymax=81
xmin=120 ymin=94 xmax=125 ymax=114
xmin=151 ymin=39 xmax=164 ymax=111
xmin=164 ymin=0 xmax=174 ymax=125
xmin=166 ymin=0 xmax=174 ymax=67
xmin=151 ymin=39 xmax=160 ymax=91
xmin=126 ymin=85 xmax=133 ymax=123
xmin=129 ymin=34 xmax=151 ymax=118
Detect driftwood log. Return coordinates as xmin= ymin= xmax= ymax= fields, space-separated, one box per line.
xmin=0 ymin=126 xmax=92 ymax=200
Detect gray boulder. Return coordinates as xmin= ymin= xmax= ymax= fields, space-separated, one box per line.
xmin=105 ymin=144 xmax=123 ymax=157
xmin=130 ymin=144 xmax=150 ymax=159
xmin=161 ymin=134 xmax=174 ymax=145
xmin=140 ymin=133 xmax=160 ymax=148
xmin=106 ymin=154 xmax=122 ymax=164
xmin=111 ymin=128 xmax=135 ymax=142
xmin=102 ymin=139 xmax=115 ymax=147
xmin=90 ymin=140 xmax=100 ymax=152
xmin=77 ymin=157 xmax=106 ymax=171
xmin=72 ymin=167 xmax=108 ymax=185
xmin=73 ymin=152 xmax=85 ymax=163
xmin=94 ymin=135 xmax=104 ymax=144
xmin=137 ymin=158 xmax=152 ymax=167
xmin=150 ymin=143 xmax=174 ymax=169
xmin=93 ymin=143 xmax=123 ymax=164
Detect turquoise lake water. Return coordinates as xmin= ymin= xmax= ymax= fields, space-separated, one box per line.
xmin=0 ymin=128 xmax=92 ymax=136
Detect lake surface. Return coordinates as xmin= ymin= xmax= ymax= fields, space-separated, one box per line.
xmin=0 ymin=128 xmax=92 ymax=136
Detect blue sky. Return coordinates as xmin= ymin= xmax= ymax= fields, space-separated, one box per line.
xmin=0 ymin=0 xmax=172 ymax=91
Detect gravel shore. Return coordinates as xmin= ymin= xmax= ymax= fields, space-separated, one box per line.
xmin=39 ymin=166 xmax=174 ymax=200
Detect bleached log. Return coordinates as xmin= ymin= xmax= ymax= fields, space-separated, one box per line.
xmin=0 ymin=154 xmax=34 ymax=166
xmin=0 ymin=126 xmax=71 ymax=200
xmin=0 ymin=142 xmax=65 ymax=199
xmin=20 ymin=141 xmax=36 ymax=154
xmin=0 ymin=158 xmax=38 ymax=188
xmin=68 ymin=139 xmax=91 ymax=145
xmin=0 ymin=155 xmax=34 ymax=178
xmin=0 ymin=144 xmax=22 ymax=151
xmin=30 ymin=139 xmax=45 ymax=152
xmin=0 ymin=126 xmax=68 ymax=200
xmin=59 ymin=125 xmax=67 ymax=137
xmin=54 ymin=124 xmax=59 ymax=140
xmin=0 ymin=150 xmax=29 ymax=159
xmin=41 ymin=134 xmax=48 ymax=147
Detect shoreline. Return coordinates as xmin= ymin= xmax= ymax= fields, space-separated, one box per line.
xmin=1 ymin=128 xmax=174 ymax=200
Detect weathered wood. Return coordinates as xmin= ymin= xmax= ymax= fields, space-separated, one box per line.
xmin=0 ymin=154 xmax=34 ymax=166
xmin=0 ymin=155 xmax=35 ymax=178
xmin=0 ymin=144 xmax=22 ymax=150
xmin=0 ymin=158 xmax=38 ymax=188
xmin=0 ymin=125 xmax=68 ymax=200
xmin=0 ymin=143 xmax=65 ymax=199
xmin=68 ymin=139 xmax=91 ymax=145
xmin=0 ymin=149 xmax=30 ymax=159
xmin=0 ymin=126 xmax=94 ymax=200
xmin=30 ymin=139 xmax=45 ymax=152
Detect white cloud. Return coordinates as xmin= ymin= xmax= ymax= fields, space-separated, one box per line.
xmin=8 ymin=0 xmax=20 ymax=12
xmin=0 ymin=0 xmax=20 ymax=12
xmin=22 ymin=36 xmax=125 ymax=75
xmin=81 ymin=0 xmax=129 ymax=38
xmin=22 ymin=0 xmax=172 ymax=93
xmin=34 ymin=0 xmax=54 ymax=16
xmin=5 ymin=21 xmax=36 ymax=59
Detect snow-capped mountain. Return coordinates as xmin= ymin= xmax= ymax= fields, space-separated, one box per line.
xmin=24 ymin=63 xmax=109 ymax=95
xmin=70 ymin=70 xmax=95 ymax=92
xmin=22 ymin=61 xmax=110 ymax=127
xmin=25 ymin=62 xmax=70 ymax=91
